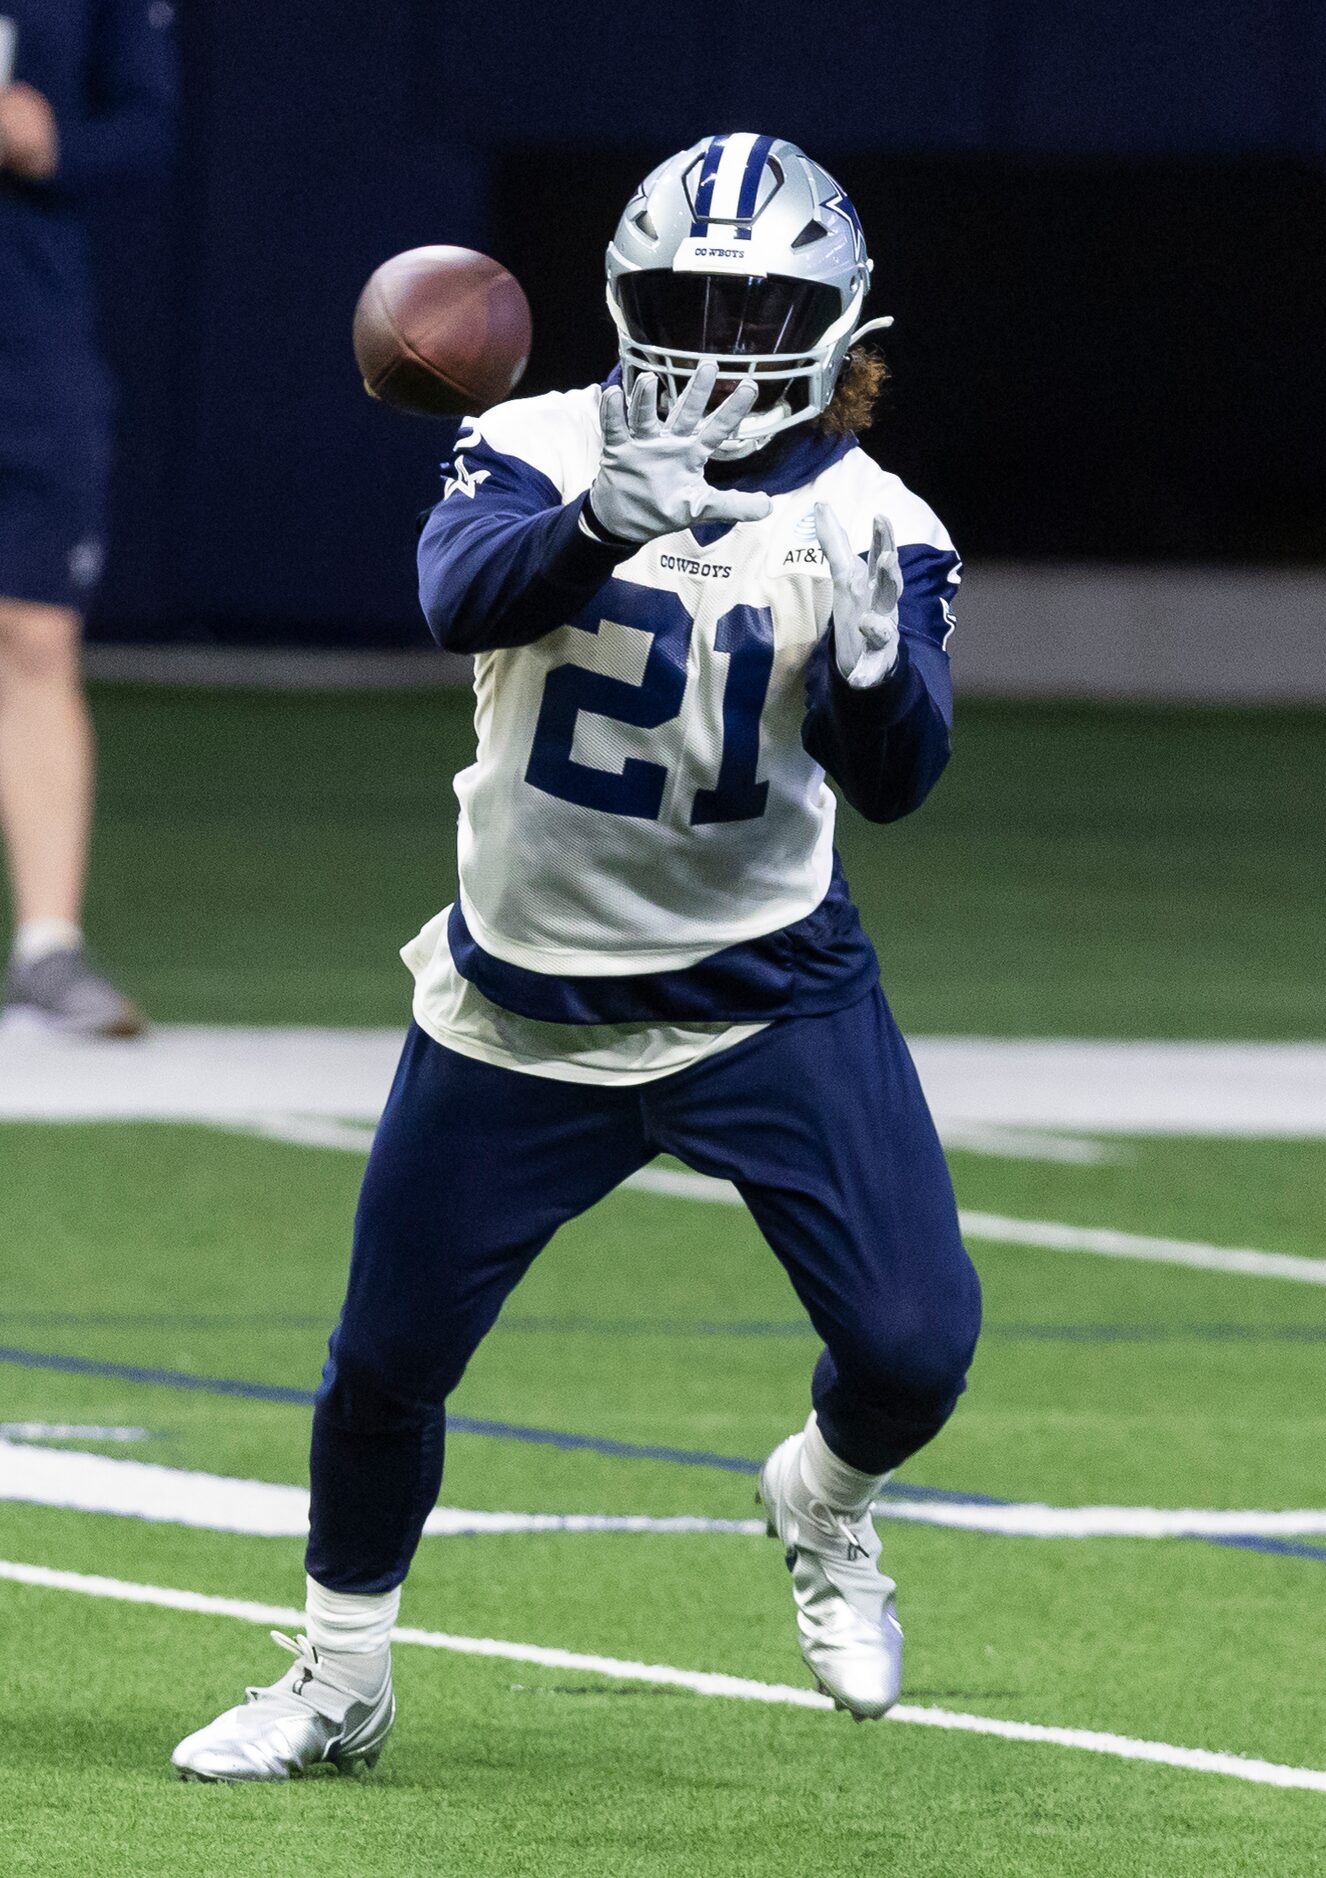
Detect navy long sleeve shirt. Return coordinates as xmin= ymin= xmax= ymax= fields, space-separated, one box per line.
xmin=0 ymin=0 xmax=176 ymax=423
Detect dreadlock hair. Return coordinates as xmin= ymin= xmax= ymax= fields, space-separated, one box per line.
xmin=817 ymin=347 xmax=890 ymax=438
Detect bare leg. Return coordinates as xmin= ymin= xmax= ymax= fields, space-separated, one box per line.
xmin=0 ymin=597 xmax=142 ymax=1032
xmin=0 ymin=598 xmax=92 ymax=925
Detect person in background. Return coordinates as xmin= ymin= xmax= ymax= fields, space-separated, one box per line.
xmin=0 ymin=2 xmax=175 ymax=1034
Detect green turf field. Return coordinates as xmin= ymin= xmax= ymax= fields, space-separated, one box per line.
xmin=63 ymin=685 xmax=1326 ymax=1035
xmin=2 ymin=688 xmax=1324 ymax=1876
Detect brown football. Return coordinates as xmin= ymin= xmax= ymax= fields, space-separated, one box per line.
xmin=352 ymin=246 xmax=532 ymax=417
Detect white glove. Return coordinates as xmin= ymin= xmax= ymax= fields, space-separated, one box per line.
xmin=814 ymin=504 xmax=903 ymax=689
xmin=586 ymin=362 xmax=774 ymax=544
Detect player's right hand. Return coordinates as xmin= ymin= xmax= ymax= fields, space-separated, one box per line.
xmin=586 ymin=362 xmax=774 ymax=544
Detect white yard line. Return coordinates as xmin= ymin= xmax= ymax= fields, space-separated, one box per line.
xmin=6 ymin=1441 xmax=1326 ymax=1543
xmin=0 ymin=1436 xmax=765 ymax=1538
xmin=939 ymin=1123 xmax=1122 ymax=1164
xmin=0 ymin=1423 xmax=149 ymax=1444
xmin=625 ymin=1167 xmax=1326 ymax=1286
xmin=210 ymin=1113 xmax=380 ymax=1153
xmin=625 ymin=1165 xmax=744 ymax=1205
xmin=957 ymin=1211 xmax=1326 ymax=1287
xmin=423 ymin=1509 xmax=764 ymax=1536
xmin=2 ymin=1558 xmax=1323 ymax=1793
xmin=871 ymin=1499 xmax=1326 ymax=1539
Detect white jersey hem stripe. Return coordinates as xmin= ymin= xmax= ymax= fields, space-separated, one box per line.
xmin=455 ymin=865 xmax=833 ymax=977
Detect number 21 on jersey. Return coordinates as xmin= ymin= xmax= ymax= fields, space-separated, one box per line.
xmin=525 ymin=577 xmax=773 ymax=826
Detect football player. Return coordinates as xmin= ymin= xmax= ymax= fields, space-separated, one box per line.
xmin=173 ymin=133 xmax=981 ymax=1779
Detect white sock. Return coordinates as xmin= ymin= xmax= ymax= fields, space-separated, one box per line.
xmin=304 ymin=1576 xmax=399 ymax=1691
xmin=799 ymin=1413 xmax=891 ymax=1518
xmin=12 ymin=918 xmax=83 ymax=966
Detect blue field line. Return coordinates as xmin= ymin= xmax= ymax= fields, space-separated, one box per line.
xmin=0 ymin=1312 xmax=330 ymax=1331
xmin=0 ymin=1345 xmax=320 ymax=1406
xmin=1203 ymin=1534 xmax=1326 ymax=1563
xmin=0 ymin=1342 xmax=1319 ymax=1560
xmin=0 ymin=1343 xmax=987 ymax=1501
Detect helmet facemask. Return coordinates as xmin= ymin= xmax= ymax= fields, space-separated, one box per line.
xmin=605 ymin=135 xmax=890 ymax=461
xmin=611 ymin=272 xmax=854 ymax=458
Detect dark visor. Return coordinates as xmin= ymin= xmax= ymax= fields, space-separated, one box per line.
xmin=618 ymin=271 xmax=841 ymax=358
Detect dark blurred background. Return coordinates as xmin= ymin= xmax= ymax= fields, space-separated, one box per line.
xmin=88 ymin=0 xmax=1324 ymax=661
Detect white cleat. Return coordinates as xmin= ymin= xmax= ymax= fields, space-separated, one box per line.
xmin=759 ymin=1432 xmax=903 ymax=1720
xmin=171 ymin=1631 xmax=394 ymax=1782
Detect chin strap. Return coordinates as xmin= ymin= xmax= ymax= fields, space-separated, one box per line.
xmin=851 ymin=315 xmax=895 ymax=343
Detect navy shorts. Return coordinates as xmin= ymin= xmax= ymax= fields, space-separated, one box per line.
xmin=307 ymin=988 xmax=982 ymax=1593
xmin=0 ymin=423 xmax=110 ymax=609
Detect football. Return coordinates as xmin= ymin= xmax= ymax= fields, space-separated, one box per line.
xmin=352 ymin=245 xmax=532 ymax=417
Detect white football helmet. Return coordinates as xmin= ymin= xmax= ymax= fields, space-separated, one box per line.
xmin=606 ymin=133 xmax=891 ymax=459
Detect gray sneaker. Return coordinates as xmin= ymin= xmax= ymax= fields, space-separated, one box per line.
xmin=172 ymin=1631 xmax=395 ymax=1782
xmin=2 ymin=945 xmax=145 ymax=1037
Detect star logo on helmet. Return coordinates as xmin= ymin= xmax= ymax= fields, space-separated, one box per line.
xmin=822 ymin=189 xmax=868 ymax=264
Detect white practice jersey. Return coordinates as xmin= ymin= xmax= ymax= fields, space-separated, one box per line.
xmin=438 ymin=384 xmax=956 ymax=978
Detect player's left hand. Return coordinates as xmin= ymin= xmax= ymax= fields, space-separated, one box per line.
xmin=0 ymin=83 xmax=60 ymax=181
xmin=815 ymin=504 xmax=903 ymax=690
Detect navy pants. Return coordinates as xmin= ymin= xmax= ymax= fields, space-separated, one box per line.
xmin=307 ymin=988 xmax=981 ymax=1593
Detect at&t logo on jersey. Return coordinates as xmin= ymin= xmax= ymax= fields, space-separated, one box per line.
xmin=773 ymin=509 xmax=827 ymax=573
